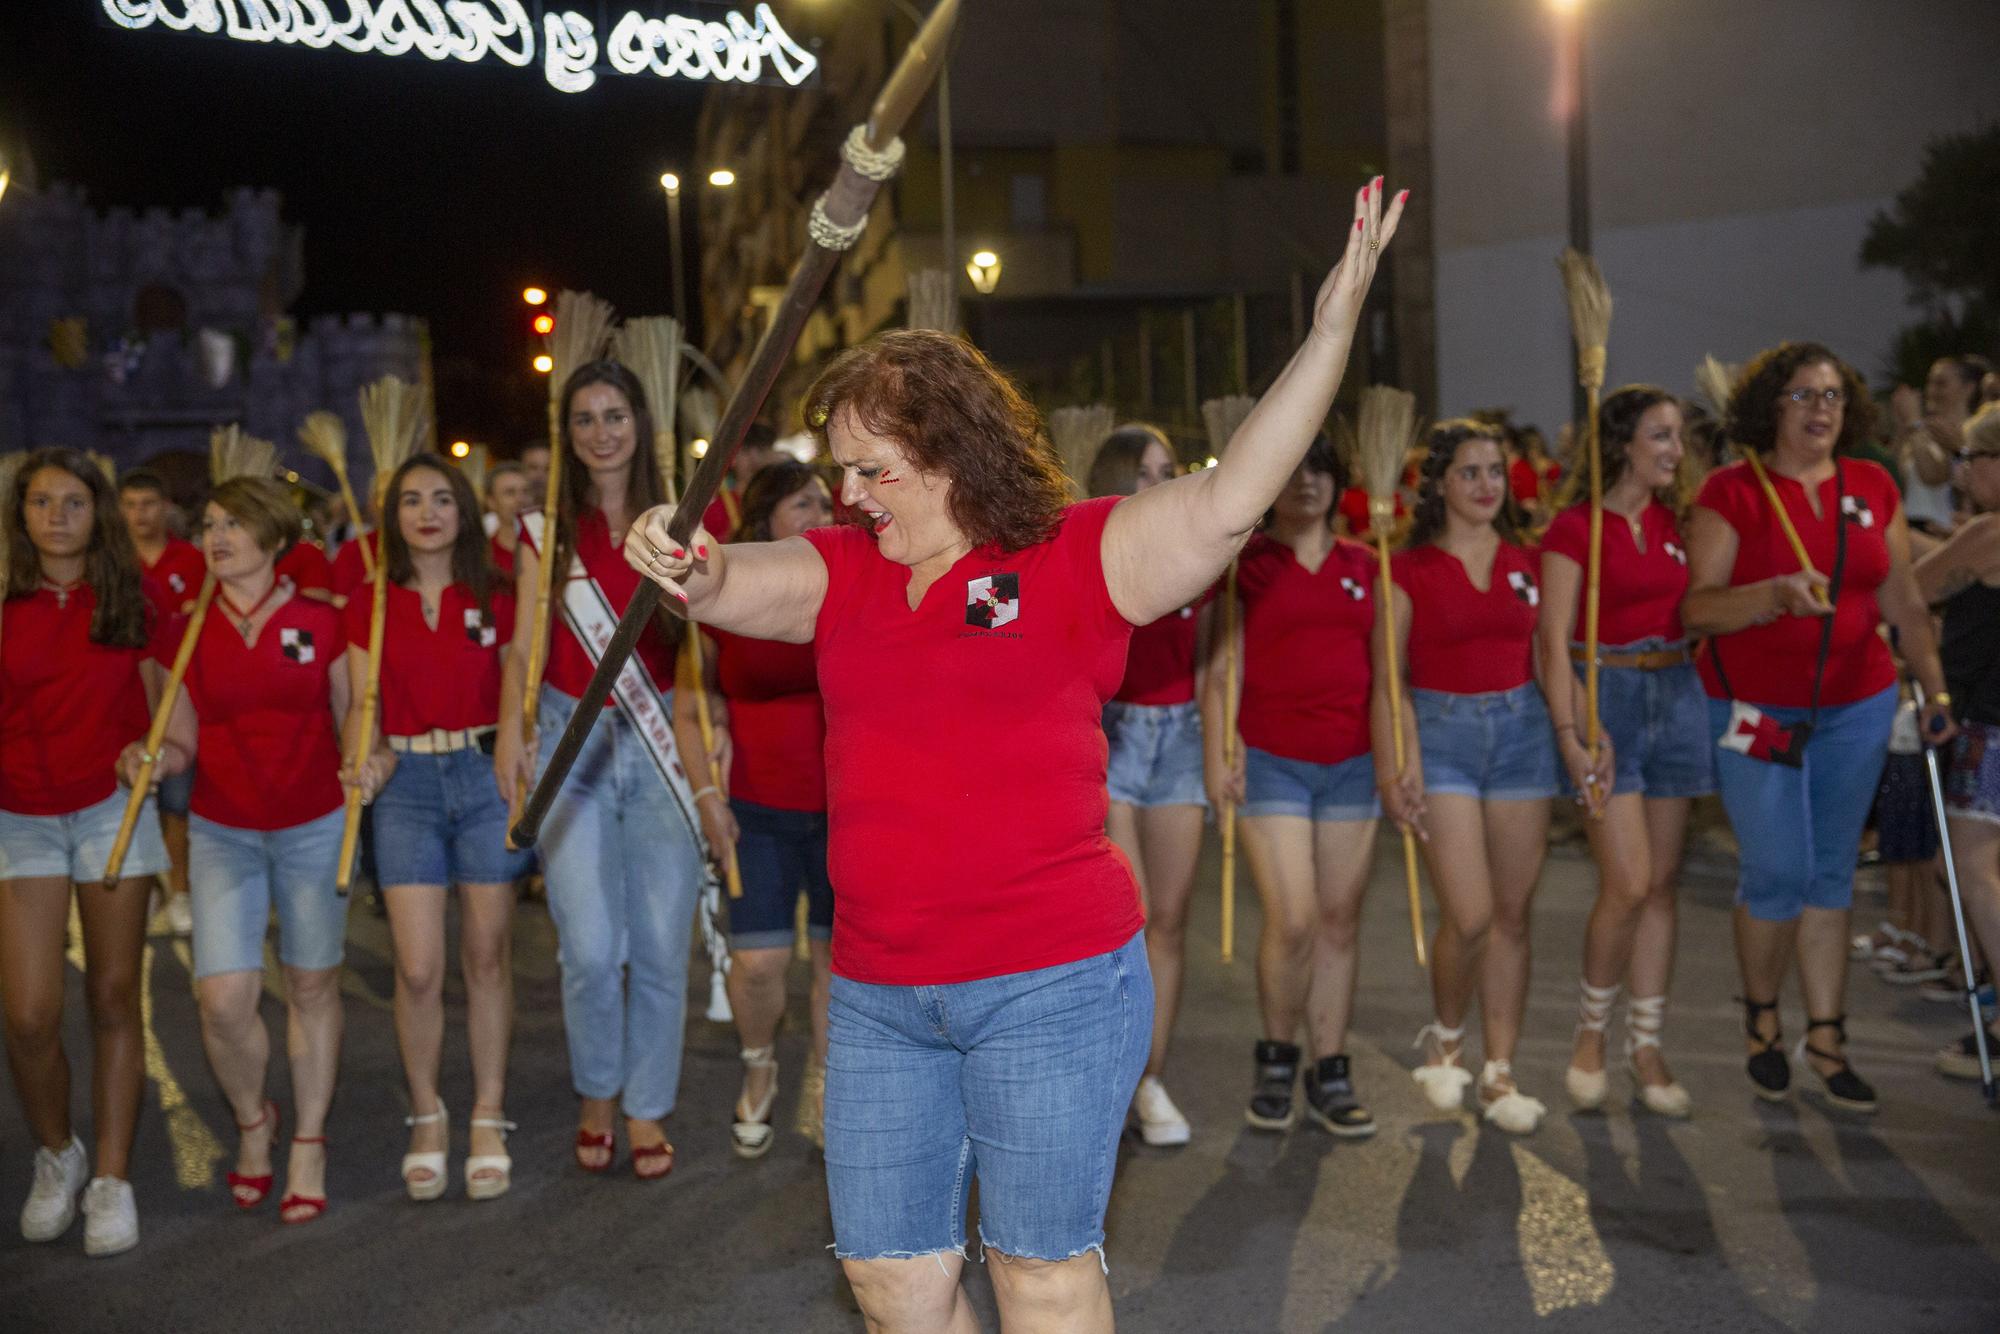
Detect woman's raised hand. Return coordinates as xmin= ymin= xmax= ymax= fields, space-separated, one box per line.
xmin=1310 ymin=177 xmax=1408 ymax=345
xmin=622 ymin=506 xmax=713 ymax=608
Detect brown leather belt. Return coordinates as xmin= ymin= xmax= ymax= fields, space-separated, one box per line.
xmin=1570 ymin=645 xmax=1691 ymax=671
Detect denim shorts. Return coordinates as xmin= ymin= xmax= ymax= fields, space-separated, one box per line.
xmin=1103 ymin=700 xmax=1205 ymax=808
xmin=1946 ymin=722 xmax=2000 ymax=828
xmin=1561 ymin=641 xmax=1716 ymax=800
xmin=1414 ymin=683 xmax=1560 ymax=801
xmin=729 ymin=798 xmax=834 ymax=950
xmin=825 ymin=930 xmax=1152 ymax=1265
xmin=1242 ymin=746 xmax=1380 ymax=821
xmin=188 ymin=808 xmax=349 ymax=978
xmin=0 ymin=788 xmax=169 ymax=883
xmin=372 ymin=747 xmax=533 ymax=888
xmin=1708 ymin=687 xmax=1895 ymax=921
xmin=157 ymin=768 xmax=193 ymax=817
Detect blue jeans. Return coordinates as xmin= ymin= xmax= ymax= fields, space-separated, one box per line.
xmin=372 ymin=747 xmax=533 ymax=887
xmin=1708 ymin=686 xmax=1896 ymax=921
xmin=537 ymin=685 xmax=705 ymax=1120
xmin=1562 ymin=639 xmax=1716 ymax=799
xmin=825 ymin=930 xmax=1152 ymax=1265
xmin=1242 ymin=747 xmax=1380 ymax=821
xmin=1103 ymin=700 xmax=1206 ymax=808
xmin=728 ymin=799 xmax=834 ymax=950
xmin=1413 ymin=683 xmax=1559 ymax=800
xmin=187 ymin=809 xmax=347 ymax=978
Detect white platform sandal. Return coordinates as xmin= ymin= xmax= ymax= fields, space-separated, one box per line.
xmin=731 ymin=1046 xmax=779 ymax=1160
xmin=402 ymin=1103 xmax=447 ymax=1202
xmin=465 ymin=1113 xmax=517 ymax=1201
xmin=1626 ymin=995 xmax=1693 ymax=1119
xmin=1478 ymin=1060 xmax=1546 ymax=1135
xmin=1412 ymin=1022 xmax=1473 ymax=1111
xmin=1564 ymin=980 xmax=1620 ymax=1110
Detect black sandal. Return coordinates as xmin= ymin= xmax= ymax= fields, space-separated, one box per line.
xmin=1799 ymin=1016 xmax=1878 ymax=1114
xmin=1246 ymin=1040 xmax=1300 ymax=1131
xmin=1740 ymin=996 xmax=1790 ymax=1101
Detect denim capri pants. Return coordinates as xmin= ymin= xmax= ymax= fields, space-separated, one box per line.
xmin=728 ymin=798 xmax=834 ymax=951
xmin=1560 ymin=639 xmax=1715 ymax=800
xmin=1103 ymin=700 xmax=1206 ymax=808
xmin=825 ymin=930 xmax=1152 ymax=1265
xmin=1414 ymin=682 xmax=1560 ymax=800
xmin=1708 ymin=685 xmax=1896 ymax=921
xmin=0 ymin=789 xmax=169 ymax=884
xmin=188 ymin=807 xmax=348 ymax=978
xmin=372 ymin=746 xmax=533 ymax=887
xmin=1242 ymin=747 xmax=1380 ymax=821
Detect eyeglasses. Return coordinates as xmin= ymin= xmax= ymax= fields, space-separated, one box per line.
xmin=1781 ymin=387 xmax=1847 ymax=408
xmin=1955 ymin=448 xmax=2000 ymax=465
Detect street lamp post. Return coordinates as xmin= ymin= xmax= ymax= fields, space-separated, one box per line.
xmin=661 ymin=172 xmax=687 ymax=331
xmin=1556 ymin=0 xmax=1592 ymax=426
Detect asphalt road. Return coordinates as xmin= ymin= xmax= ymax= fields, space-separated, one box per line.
xmin=5 ymin=824 xmax=1999 ymax=1332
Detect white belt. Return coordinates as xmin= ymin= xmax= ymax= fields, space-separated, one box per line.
xmin=386 ymin=726 xmax=495 ymax=755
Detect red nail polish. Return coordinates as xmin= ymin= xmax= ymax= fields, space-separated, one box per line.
xmin=697 ymin=544 xmax=709 ymax=559
xmin=1396 ymin=189 xmax=1409 ymax=203
xmin=1375 ymin=175 xmax=1384 ymax=188
xmin=672 ymin=547 xmax=685 ymax=559
xmin=1361 ymin=183 xmax=1370 ymax=201
xmin=1355 ymin=219 xmax=1364 ymax=231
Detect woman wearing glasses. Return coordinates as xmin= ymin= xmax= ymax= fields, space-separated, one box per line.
xmin=1683 ymin=342 xmax=1952 ymax=1114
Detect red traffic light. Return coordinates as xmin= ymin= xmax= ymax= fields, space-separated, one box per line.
xmin=533 ymin=313 xmax=555 ymax=336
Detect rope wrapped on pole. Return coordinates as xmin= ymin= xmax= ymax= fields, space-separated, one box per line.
xmin=509 ymin=0 xmax=961 ymax=849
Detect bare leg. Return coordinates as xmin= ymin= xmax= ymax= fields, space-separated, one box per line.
xmin=1626 ymin=798 xmax=1691 ymax=1089
xmin=0 ymin=878 xmax=77 ymax=1153
xmin=1478 ymin=798 xmax=1550 ymax=1067
xmin=161 ymin=812 xmax=190 ymax=900
xmin=281 ymin=964 xmax=343 ymax=1217
xmin=1135 ymin=803 xmax=1202 ymax=1074
xmin=728 ymin=946 xmax=792 ymax=1113
xmin=76 ymin=876 xmax=153 ymax=1178
xmin=808 ymin=940 xmax=832 ymax=1067
xmin=1735 ymin=907 xmax=1798 ymax=1055
xmin=1239 ymin=814 xmax=1317 ymax=1044
xmin=1796 ymin=906 xmax=1856 ymax=1076
xmin=194 ymin=970 xmax=275 ymax=1186
xmin=1571 ymin=793 xmax=1651 ymax=1076
xmin=1419 ymin=794 xmax=1493 ymax=1040
xmin=1303 ymin=819 xmax=1377 ymax=1059
xmin=843 ymin=1253 xmax=979 ymax=1334
xmin=988 ymin=1250 xmax=1115 ymax=1334
xmin=384 ymin=884 xmax=448 ymax=1187
xmin=1946 ymin=820 xmax=2000 ymax=989
xmin=459 ymin=882 xmax=516 ymax=1172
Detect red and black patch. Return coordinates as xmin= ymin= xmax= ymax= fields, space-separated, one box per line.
xmin=1338 ymin=576 xmax=1367 ymax=601
xmin=279 ymin=626 xmax=316 ymax=664
xmin=1507 ymin=570 xmax=1539 ymax=607
xmin=464 ymin=607 xmax=497 ymax=648
xmin=965 ymin=573 xmax=1020 ymax=630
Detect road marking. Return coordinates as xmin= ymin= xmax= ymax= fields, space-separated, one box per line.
xmin=141 ymin=943 xmax=226 ymax=1189
xmin=1511 ymin=1142 xmax=1615 ymax=1316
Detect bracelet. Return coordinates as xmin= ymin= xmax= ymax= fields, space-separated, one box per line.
xmin=1554 ymin=724 xmax=1578 ymax=736
xmin=1931 ymin=690 xmax=1954 ymax=708
xmin=692 ymin=785 xmax=721 ymax=804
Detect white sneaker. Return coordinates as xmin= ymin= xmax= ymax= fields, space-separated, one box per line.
xmin=163 ymin=892 xmax=193 ymax=938
xmin=1132 ymin=1075 xmax=1191 ymax=1146
xmin=82 ymin=1177 xmax=138 ymax=1257
xmin=21 ymin=1136 xmax=87 ymax=1242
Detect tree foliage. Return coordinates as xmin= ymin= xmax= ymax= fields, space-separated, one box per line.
xmin=1861 ymin=123 xmax=2000 ymax=382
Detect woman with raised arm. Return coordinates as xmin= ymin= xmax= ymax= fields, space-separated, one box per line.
xmin=625 ymin=181 xmax=1401 ymax=1334
xmin=1203 ymin=433 xmax=1381 ymax=1139
xmin=1376 ymin=420 xmax=1559 ymax=1136
xmin=1536 ymin=387 xmax=1712 ymax=1118
xmin=1684 ymin=342 xmax=1952 ymax=1114
xmin=492 ymin=361 xmax=705 ymax=1182
xmin=344 ymin=454 xmax=531 ymax=1201
xmin=2 ymin=449 xmax=173 ymax=1256
xmin=127 ymin=476 xmax=353 ymax=1224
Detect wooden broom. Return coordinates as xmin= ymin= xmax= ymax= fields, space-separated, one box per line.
xmin=102 ymin=427 xmax=276 ymax=883
xmin=1202 ymin=394 xmax=1258 ymax=964
xmin=1358 ymin=386 xmax=1428 ymax=968
xmin=1558 ymin=248 xmax=1613 ymax=811
xmin=1048 ymin=405 xmax=1116 ymax=500
xmin=299 ymin=412 xmax=372 ymax=580
xmin=458 ymin=443 xmax=491 ymax=508
xmin=511 ymin=290 xmax=616 ymax=837
xmin=613 ymin=317 xmax=685 ymax=507
xmin=336 ymin=376 xmax=430 ymax=893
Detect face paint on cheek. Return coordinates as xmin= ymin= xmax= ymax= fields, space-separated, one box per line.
xmin=878 ymin=471 xmax=901 ymax=485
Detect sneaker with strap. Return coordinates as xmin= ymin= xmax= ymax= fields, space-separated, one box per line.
xmin=20 ymin=1135 xmax=87 ymax=1242
xmin=1412 ymin=1022 xmax=1472 ymax=1111
xmin=1133 ymin=1074 xmax=1192 ymax=1146
xmin=81 ymin=1177 xmax=139 ymax=1257
xmin=1564 ymin=980 xmax=1619 ymax=1110
xmin=1303 ymin=1054 xmax=1375 ymax=1138
xmin=1245 ymin=1040 xmax=1301 ymax=1131
xmin=1625 ymin=995 xmax=1692 ymax=1118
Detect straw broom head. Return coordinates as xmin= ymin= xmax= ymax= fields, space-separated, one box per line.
xmin=612 ymin=317 xmax=685 ymax=495
xmin=457 ymin=443 xmax=490 ymax=504
xmin=1696 ymin=354 xmax=1737 ymax=418
xmin=1201 ymin=395 xmax=1258 ymax=464
xmin=1557 ymin=247 xmax=1613 ymax=390
xmin=297 ymin=411 xmax=352 ymax=484
xmin=547 ymin=290 xmax=618 ymax=402
xmin=358 ymin=375 xmax=430 ymax=483
xmin=1048 ymin=404 xmax=1117 ymax=494
xmin=210 ymin=425 xmax=277 ymax=485
xmin=86 ymin=450 xmax=117 ymax=485
xmin=1357 ymin=385 xmax=1419 ymax=506
xmin=0 ymin=452 xmax=25 ymax=596
xmin=680 ymin=386 xmax=720 ymax=444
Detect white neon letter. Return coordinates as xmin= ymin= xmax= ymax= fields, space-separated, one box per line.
xmin=542 ymin=11 xmax=598 ymax=93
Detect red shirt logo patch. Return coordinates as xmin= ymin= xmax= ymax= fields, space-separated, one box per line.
xmin=1840 ymin=495 xmax=1875 ymax=529
xmin=464 ymin=607 xmax=497 ymax=648
xmin=965 ymin=573 xmax=1020 ymax=630
xmin=279 ymin=627 xmax=316 ymax=664
xmin=1663 ymin=540 xmax=1687 ymax=566
xmin=168 ymin=572 xmax=187 ymax=594
xmin=1507 ymin=570 xmax=1539 ymax=606
xmin=1338 ymin=576 xmax=1367 ymax=601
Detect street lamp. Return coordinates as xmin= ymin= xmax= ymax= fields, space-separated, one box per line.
xmin=708 ymin=168 xmax=737 ymax=188
xmin=965 ymin=249 xmax=1001 ymax=295
xmin=661 ymin=171 xmax=688 ymax=331
xmin=523 ymin=286 xmax=548 ymax=306
xmin=450 ymin=440 xmax=472 ymax=459
xmin=533 ymin=354 xmax=554 ymax=374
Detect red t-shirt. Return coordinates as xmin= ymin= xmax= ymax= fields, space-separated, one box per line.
xmin=1509 ymin=457 xmax=1559 ymax=505
xmin=275 ymin=542 xmax=334 ymax=599
xmin=142 ymin=539 xmax=206 ymax=608
xmin=1694 ymin=458 xmax=1898 ymax=708
xmin=1395 ymin=541 xmax=1540 ymax=694
xmin=1236 ymin=534 xmax=1377 ymax=763
xmin=330 ymin=532 xmax=380 ymax=604
xmin=0 ymin=582 xmax=173 ymax=816
xmin=521 ymin=509 xmax=677 ymax=702
xmin=1541 ymin=500 xmax=1689 ymax=645
xmin=708 ymin=628 xmax=826 ymax=812
xmin=1115 ymin=588 xmax=1211 ymax=707
xmin=804 ymin=496 xmax=1142 ymax=985
xmin=1338 ymin=487 xmax=1405 ymax=539
xmin=343 ymin=583 xmax=515 ymax=735
xmin=184 ymin=593 xmax=345 ymax=830
xmin=489 ymin=533 xmax=516 ymax=577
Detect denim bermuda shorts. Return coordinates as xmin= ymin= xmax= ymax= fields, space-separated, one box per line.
xmin=1946 ymin=722 xmax=2000 ymax=828
xmin=1103 ymin=700 xmax=1206 ymax=808
xmin=1242 ymin=747 xmax=1380 ymax=821
xmin=188 ymin=808 xmax=348 ymax=978
xmin=372 ymin=746 xmax=532 ymax=888
xmin=1414 ymin=682 xmax=1560 ymax=801
xmin=729 ymin=798 xmax=834 ymax=951
xmin=1561 ymin=640 xmax=1715 ymax=800
xmin=825 ymin=930 xmax=1152 ymax=1266
xmin=0 ymin=789 xmax=169 ymax=883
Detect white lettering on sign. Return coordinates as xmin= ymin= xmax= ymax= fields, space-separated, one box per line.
xmin=98 ymin=1 xmax=817 ymax=94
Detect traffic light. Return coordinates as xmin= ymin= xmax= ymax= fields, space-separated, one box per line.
xmin=533 ymin=312 xmax=555 ymax=336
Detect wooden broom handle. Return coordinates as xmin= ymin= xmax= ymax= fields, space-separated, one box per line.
xmin=335 ymin=556 xmax=391 ymax=893
xmin=1373 ymin=526 xmax=1427 ymax=969
xmin=104 ymin=575 xmax=215 ymax=885
xmin=1742 ymin=448 xmax=1830 ymax=606
xmin=684 ymin=627 xmax=743 ymax=900
xmin=508 ymin=398 xmax=566 ymax=839
xmin=1219 ymin=561 xmax=1239 ymax=964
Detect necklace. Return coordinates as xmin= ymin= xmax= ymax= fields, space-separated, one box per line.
xmin=38 ymin=576 xmax=84 ymax=611
xmin=218 ymin=580 xmax=284 ymax=641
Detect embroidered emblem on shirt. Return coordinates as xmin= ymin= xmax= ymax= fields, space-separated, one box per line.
xmin=464 ymin=607 xmax=497 ymax=648
xmin=1338 ymin=576 xmax=1367 ymax=602
xmin=1507 ymin=570 xmax=1540 ymax=607
xmin=1840 ymin=495 xmax=1875 ymax=529
xmin=279 ymin=627 xmax=316 ymax=664
xmin=1663 ymin=540 xmax=1687 ymax=566
xmin=965 ymin=573 xmax=1020 ymax=630
xmin=168 ymin=572 xmax=187 ymax=594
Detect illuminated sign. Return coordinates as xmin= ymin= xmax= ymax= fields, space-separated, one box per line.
xmin=98 ymin=2 xmax=818 ymax=95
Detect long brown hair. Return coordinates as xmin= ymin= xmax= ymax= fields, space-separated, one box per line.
xmin=1086 ymin=424 xmax=1174 ymax=499
xmin=5 ymin=447 xmax=151 ymax=648
xmin=549 ymin=359 xmax=677 ymax=643
xmin=380 ymin=453 xmax=496 ymax=617
xmin=1407 ymin=420 xmax=1528 ymax=549
xmin=733 ymin=460 xmax=828 ymax=542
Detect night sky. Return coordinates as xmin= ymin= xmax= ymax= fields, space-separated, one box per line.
xmin=0 ymin=0 xmax=720 ymax=448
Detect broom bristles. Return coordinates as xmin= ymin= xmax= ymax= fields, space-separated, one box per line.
xmin=1357 ymin=386 xmax=1419 ymax=502
xmin=680 ymin=386 xmax=720 ymax=444
xmin=0 ymin=452 xmax=25 ymax=595
xmin=1696 ymin=354 xmax=1736 ymax=417
xmin=612 ymin=317 xmax=685 ymax=499
xmin=210 ymin=425 xmax=277 ymax=485
xmin=907 ymin=269 xmax=957 ymax=333
xmin=358 ymin=375 xmax=430 ymax=478
xmin=1557 ymin=247 xmax=1613 ymax=384
xmin=548 ymin=290 xmax=617 ymax=402
xmin=1048 ymin=404 xmax=1117 ymax=492
xmin=458 ymin=444 xmax=490 ymax=503
xmin=297 ymin=411 xmax=352 ymax=480
xmin=1201 ymin=395 xmax=1258 ymax=463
